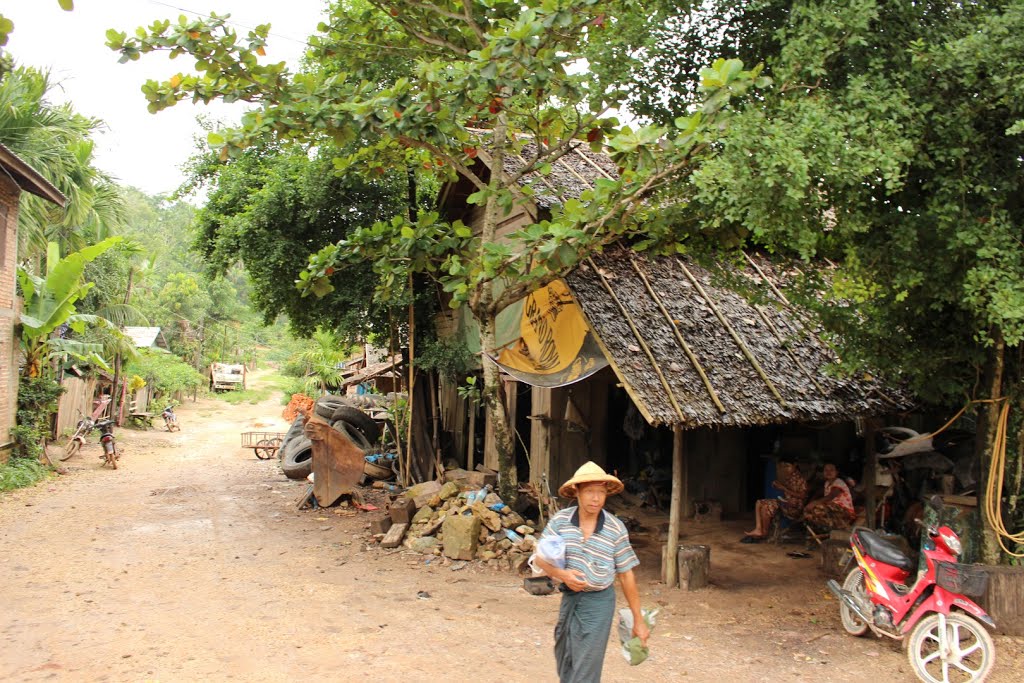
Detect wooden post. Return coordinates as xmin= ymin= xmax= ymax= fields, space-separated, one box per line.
xmin=467 ymin=403 xmax=476 ymax=471
xmin=666 ymin=424 xmax=684 ymax=588
xmin=863 ymin=418 xmax=879 ymax=529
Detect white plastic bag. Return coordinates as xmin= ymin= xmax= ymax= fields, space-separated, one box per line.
xmin=617 ymin=607 xmax=658 ymax=665
xmin=527 ymin=534 xmax=566 ymax=575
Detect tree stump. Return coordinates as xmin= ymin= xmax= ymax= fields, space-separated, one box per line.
xmin=662 ymin=544 xmax=710 ymax=590
xmin=820 ymin=539 xmax=853 ymax=579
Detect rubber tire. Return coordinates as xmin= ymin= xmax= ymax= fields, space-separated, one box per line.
xmin=281 ymin=437 xmax=313 ymax=479
xmin=839 ymin=568 xmax=870 ymax=637
xmin=329 ymin=406 xmax=380 ymax=443
xmin=332 ymin=421 xmax=372 ymax=451
xmin=62 ymin=438 xmax=81 ymax=460
xmin=314 ymin=395 xmax=349 ymax=419
xmin=278 ymin=416 xmax=307 ymax=460
xmin=906 ymin=612 xmax=994 ymax=683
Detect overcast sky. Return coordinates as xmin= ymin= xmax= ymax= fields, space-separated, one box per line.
xmin=5 ymin=0 xmax=330 ymax=196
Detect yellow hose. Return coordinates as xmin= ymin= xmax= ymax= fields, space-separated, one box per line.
xmin=983 ymin=399 xmax=1024 ymax=557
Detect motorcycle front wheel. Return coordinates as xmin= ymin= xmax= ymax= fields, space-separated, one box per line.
xmin=62 ymin=438 xmax=81 ymax=460
xmin=839 ymin=567 xmax=870 ymax=637
xmin=906 ymin=612 xmax=994 ymax=683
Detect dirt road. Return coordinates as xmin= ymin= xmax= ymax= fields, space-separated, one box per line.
xmin=1 ymin=376 xmax=1021 ymax=682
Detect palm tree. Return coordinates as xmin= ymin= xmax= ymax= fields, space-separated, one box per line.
xmin=0 ymin=65 xmax=126 ymax=261
xmin=297 ymin=328 xmax=350 ymax=396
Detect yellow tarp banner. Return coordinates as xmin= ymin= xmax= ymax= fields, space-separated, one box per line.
xmin=491 ymin=280 xmax=608 ymax=387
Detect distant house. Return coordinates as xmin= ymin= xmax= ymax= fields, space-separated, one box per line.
xmin=122 ymin=326 xmax=170 ymax=351
xmin=0 ymin=144 xmax=67 ymax=460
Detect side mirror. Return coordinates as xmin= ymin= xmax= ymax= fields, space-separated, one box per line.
xmin=926 ymin=494 xmax=943 ymax=513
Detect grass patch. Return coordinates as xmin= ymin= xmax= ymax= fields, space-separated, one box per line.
xmin=0 ymin=457 xmax=53 ymax=492
xmin=216 ymin=387 xmax=273 ymax=405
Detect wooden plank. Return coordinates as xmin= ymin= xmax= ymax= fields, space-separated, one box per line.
xmin=380 ymin=522 xmax=408 ymax=548
xmin=977 ymin=565 xmax=1024 ymax=636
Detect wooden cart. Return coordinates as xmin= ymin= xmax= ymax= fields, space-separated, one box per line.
xmin=241 ymin=431 xmax=286 ymax=460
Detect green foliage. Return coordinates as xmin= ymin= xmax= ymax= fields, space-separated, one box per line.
xmin=0 ymin=456 xmax=53 ymax=492
xmin=17 ymin=238 xmax=121 ymax=377
xmin=187 ymin=140 xmax=407 ymax=340
xmin=0 ymin=67 xmax=126 ymax=260
xmin=669 ymin=0 xmax=1024 ymax=406
xmin=12 ymin=376 xmax=64 ymax=460
xmin=415 ymin=338 xmax=475 ymax=382
xmin=124 ymin=349 xmax=205 ymax=397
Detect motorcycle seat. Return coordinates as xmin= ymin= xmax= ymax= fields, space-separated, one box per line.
xmin=853 ymin=528 xmax=915 ymax=572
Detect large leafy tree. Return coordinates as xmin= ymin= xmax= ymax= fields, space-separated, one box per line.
xmin=110 ymin=1 xmax=762 ymax=498
xmin=186 ymin=141 xmax=408 ymax=339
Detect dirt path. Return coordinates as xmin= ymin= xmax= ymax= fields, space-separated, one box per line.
xmin=1 ymin=371 xmax=1021 ymax=682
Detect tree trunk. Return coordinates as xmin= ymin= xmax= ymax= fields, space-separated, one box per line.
xmin=481 ymin=311 xmax=517 ymax=502
xmin=474 ymin=110 xmax=518 ymax=502
xmin=977 ymin=332 xmax=1005 ymax=564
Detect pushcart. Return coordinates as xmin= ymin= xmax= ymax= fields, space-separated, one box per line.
xmin=241 ymin=431 xmax=286 ymax=460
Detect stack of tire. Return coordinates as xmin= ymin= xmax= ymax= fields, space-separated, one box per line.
xmin=279 ymin=395 xmax=381 ymax=480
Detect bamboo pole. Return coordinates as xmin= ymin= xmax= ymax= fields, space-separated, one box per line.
xmin=405 ymin=273 xmax=416 ymax=484
xmin=666 ymin=424 xmax=684 ymax=588
xmin=589 ymin=258 xmax=686 ymax=423
xmin=676 ymin=259 xmax=787 ymax=407
xmin=629 ymin=256 xmax=725 ymax=414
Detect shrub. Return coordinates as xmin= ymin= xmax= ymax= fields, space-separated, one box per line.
xmin=13 ymin=376 xmax=64 ymax=460
xmin=125 ymin=350 xmax=206 ymax=397
xmin=0 ymin=456 xmax=52 ymax=491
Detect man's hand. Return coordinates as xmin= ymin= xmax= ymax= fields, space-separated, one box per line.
xmin=632 ymin=617 xmax=650 ymax=646
xmin=559 ymin=568 xmax=588 ymax=592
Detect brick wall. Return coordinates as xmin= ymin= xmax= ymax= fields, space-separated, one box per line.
xmin=0 ymin=173 xmax=20 ymax=460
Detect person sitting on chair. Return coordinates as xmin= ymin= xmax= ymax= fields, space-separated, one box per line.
xmin=803 ymin=462 xmax=856 ymax=530
xmin=742 ymin=458 xmax=807 ymax=542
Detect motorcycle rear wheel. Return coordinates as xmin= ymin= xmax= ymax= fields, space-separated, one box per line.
xmin=103 ymin=443 xmax=119 ymax=470
xmin=839 ymin=567 xmax=870 ymax=637
xmin=906 ymin=612 xmax=994 ymax=683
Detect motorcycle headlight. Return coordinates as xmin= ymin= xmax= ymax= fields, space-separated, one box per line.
xmin=941 ymin=532 xmax=962 ymax=556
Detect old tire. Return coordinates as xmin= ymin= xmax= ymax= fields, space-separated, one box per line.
xmin=332 ymin=421 xmax=372 ymax=451
xmin=329 ymin=406 xmax=380 ymax=443
xmin=278 ymin=416 xmax=306 ymax=460
xmin=281 ymin=436 xmax=313 ymax=480
xmin=906 ymin=612 xmax=994 ymax=683
xmin=839 ymin=568 xmax=870 ymax=637
xmin=314 ymin=394 xmax=348 ymax=419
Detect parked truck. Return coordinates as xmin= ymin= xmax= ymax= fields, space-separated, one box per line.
xmin=210 ymin=362 xmax=247 ymax=392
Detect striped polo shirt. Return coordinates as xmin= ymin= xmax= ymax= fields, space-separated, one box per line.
xmin=541 ymin=506 xmax=639 ymax=591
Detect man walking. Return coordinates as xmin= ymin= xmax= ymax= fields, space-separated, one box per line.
xmin=534 ymin=462 xmax=650 ymax=682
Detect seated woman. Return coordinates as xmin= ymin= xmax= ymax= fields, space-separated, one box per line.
xmin=803 ymin=462 xmax=857 ymax=530
xmin=742 ymin=458 xmax=807 ymax=542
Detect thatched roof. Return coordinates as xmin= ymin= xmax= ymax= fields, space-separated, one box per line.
xmin=566 ymin=247 xmax=906 ymax=427
xmin=503 ymin=141 xmax=619 ymax=208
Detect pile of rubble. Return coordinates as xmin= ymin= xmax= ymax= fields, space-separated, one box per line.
xmin=368 ymin=467 xmax=540 ymax=572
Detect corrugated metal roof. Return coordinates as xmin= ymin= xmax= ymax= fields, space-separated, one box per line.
xmin=123 ymin=326 xmax=165 ymax=349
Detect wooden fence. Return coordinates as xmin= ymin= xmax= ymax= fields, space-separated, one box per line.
xmin=55 ymin=376 xmax=98 ymax=436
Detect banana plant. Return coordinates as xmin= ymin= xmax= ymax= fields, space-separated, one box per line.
xmin=16 ymin=237 xmax=121 ymax=378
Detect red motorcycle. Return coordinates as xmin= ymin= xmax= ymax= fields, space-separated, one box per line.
xmin=827 ymin=496 xmax=995 ymax=682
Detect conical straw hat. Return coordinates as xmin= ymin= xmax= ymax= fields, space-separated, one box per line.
xmin=558 ymin=461 xmax=624 ymax=498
